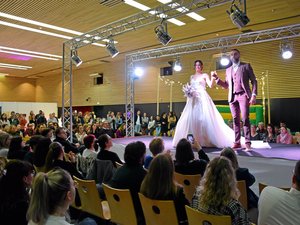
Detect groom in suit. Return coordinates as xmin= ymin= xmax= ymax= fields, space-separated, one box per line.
xmin=212 ymin=49 xmax=257 ymax=150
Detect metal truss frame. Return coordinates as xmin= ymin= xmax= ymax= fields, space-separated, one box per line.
xmin=125 ymin=23 xmax=300 ymax=136
xmin=62 ymin=0 xmax=232 ymax=140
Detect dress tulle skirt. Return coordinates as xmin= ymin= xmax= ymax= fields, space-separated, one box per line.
xmin=172 ymin=89 xmax=239 ymax=148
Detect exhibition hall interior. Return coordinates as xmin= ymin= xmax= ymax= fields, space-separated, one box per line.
xmin=0 ymin=1 xmax=299 ymax=225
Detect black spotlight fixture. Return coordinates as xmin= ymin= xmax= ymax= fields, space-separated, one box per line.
xmin=227 ymin=0 xmax=250 ymax=29
xmin=154 ymin=19 xmax=172 ymax=46
xmin=106 ymin=37 xmax=119 ymax=58
xmin=71 ymin=49 xmax=82 ymax=67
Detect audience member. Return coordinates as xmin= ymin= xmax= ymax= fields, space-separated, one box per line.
xmin=191 ymin=156 xmax=250 ymax=225
xmin=276 ymin=126 xmax=293 ymax=144
xmin=220 ymin=147 xmax=258 ymax=209
xmin=263 ymin=124 xmax=276 ymax=143
xmin=258 ymin=160 xmax=300 ymax=225
xmin=33 ymin=137 xmax=52 ymax=172
xmin=174 ymin=138 xmax=209 ymax=176
xmin=0 ymin=160 xmax=34 ymax=225
xmin=141 ymin=153 xmax=189 ymax=224
xmin=109 ymin=141 xmax=147 ymax=225
xmin=27 ymin=168 xmax=96 ymax=225
xmin=7 ymin=136 xmax=27 ymax=160
xmin=144 ymin=137 xmax=165 ymax=169
xmin=82 ymin=134 xmax=98 ymax=159
xmin=0 ymin=132 xmax=12 ymax=157
xmin=97 ymin=134 xmax=123 ymax=167
xmin=54 ymin=127 xmax=79 ymax=154
xmin=23 ymin=135 xmax=43 ymax=164
xmin=250 ymin=124 xmax=260 ymax=140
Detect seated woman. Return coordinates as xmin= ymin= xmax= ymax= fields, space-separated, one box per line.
xmin=27 ymin=168 xmax=96 ymax=225
xmin=97 ymin=134 xmax=123 ymax=167
xmin=191 ymin=156 xmax=250 ymax=225
xmin=109 ymin=141 xmax=147 ymax=225
xmin=0 ymin=131 xmax=12 ymax=158
xmin=174 ymin=138 xmax=209 ymax=176
xmin=144 ymin=137 xmax=165 ymax=169
xmin=263 ymin=124 xmax=276 ymax=143
xmin=0 ymin=160 xmax=34 ymax=225
xmin=140 ymin=153 xmax=189 ymax=224
xmin=250 ymin=124 xmax=260 ymax=140
xmin=220 ymin=147 xmax=258 ymax=209
xmin=277 ymin=126 xmax=293 ymax=144
xmin=7 ymin=136 xmax=27 ymax=160
xmin=45 ymin=142 xmax=83 ymax=179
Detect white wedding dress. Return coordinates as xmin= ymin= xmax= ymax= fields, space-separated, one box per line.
xmin=172 ymin=76 xmax=239 ymax=148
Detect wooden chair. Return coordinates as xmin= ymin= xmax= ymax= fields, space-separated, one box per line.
xmin=138 ymin=193 xmax=179 ymax=225
xmin=258 ymin=182 xmax=290 ymax=195
xmin=174 ymin=172 xmax=201 ymax=202
xmin=73 ymin=176 xmax=110 ymax=221
xmin=237 ymin=180 xmax=248 ymax=210
xmin=185 ymin=205 xmax=231 ymax=225
xmin=102 ymin=183 xmax=138 ymax=225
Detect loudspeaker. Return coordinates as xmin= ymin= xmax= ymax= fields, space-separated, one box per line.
xmin=160 ymin=66 xmax=173 ymax=76
xmin=93 ymin=74 xmax=103 ymax=85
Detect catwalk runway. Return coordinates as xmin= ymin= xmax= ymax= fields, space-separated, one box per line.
xmin=112 ymin=136 xmax=300 ymax=161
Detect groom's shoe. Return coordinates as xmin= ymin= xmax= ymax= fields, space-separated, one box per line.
xmin=232 ymin=143 xmax=241 ymax=149
xmin=245 ymin=143 xmax=252 ymax=151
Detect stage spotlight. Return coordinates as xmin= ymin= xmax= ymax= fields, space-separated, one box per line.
xmin=173 ymin=58 xmax=182 ymax=72
xmin=281 ymin=41 xmax=293 ymax=59
xmin=227 ymin=0 xmax=250 ymax=29
xmin=106 ymin=37 xmax=119 ymax=58
xmin=134 ymin=67 xmax=144 ymax=77
xmin=220 ymin=56 xmax=230 ymax=66
xmin=71 ymin=50 xmax=82 ymax=67
xmin=154 ymin=20 xmax=172 ymax=46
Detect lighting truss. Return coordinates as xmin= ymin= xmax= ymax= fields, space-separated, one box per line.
xmin=125 ymin=23 xmax=300 ymax=136
xmin=62 ymin=0 xmax=232 ymax=140
xmin=65 ymin=0 xmax=232 ymax=48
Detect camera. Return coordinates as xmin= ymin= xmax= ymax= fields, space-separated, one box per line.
xmin=187 ymin=134 xmax=194 ymax=144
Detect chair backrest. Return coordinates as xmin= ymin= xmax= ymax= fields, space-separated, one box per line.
xmin=185 ymin=205 xmax=231 ymax=225
xmin=102 ymin=183 xmax=138 ymax=225
xmin=259 ymin=182 xmax=290 ymax=195
xmin=73 ymin=176 xmax=110 ymax=220
xmin=174 ymin=172 xmax=201 ymax=202
xmin=138 ymin=193 xmax=179 ymax=225
xmin=237 ymin=180 xmax=248 ymax=210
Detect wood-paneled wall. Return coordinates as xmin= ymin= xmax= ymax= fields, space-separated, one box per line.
xmin=5 ymin=37 xmax=299 ymax=107
xmin=0 ymin=76 xmax=36 ymax=102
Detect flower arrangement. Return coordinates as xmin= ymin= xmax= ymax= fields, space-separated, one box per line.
xmin=182 ymin=83 xmax=196 ymax=98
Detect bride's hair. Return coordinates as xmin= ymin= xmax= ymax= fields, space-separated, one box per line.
xmin=194 ymin=60 xmax=203 ymax=67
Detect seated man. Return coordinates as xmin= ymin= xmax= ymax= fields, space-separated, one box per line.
xmin=258 ymin=160 xmax=300 ymax=225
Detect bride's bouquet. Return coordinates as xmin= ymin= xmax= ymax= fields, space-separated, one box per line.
xmin=182 ymin=83 xmax=196 ymax=98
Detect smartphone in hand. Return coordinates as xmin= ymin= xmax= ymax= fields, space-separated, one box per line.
xmin=187 ymin=134 xmax=194 ymax=144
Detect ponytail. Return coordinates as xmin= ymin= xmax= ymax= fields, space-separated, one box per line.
xmin=27 ymin=169 xmax=72 ymax=225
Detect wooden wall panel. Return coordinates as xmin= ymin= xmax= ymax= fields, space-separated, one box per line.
xmin=0 ymin=76 xmax=36 ymax=102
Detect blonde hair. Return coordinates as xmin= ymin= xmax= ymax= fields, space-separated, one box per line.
xmin=198 ymin=156 xmax=239 ymax=211
xmin=141 ymin=153 xmax=176 ymax=199
xmin=27 ymin=168 xmax=72 ymax=225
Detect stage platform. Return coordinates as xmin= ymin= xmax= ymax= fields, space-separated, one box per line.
xmin=112 ymin=136 xmax=300 ymax=161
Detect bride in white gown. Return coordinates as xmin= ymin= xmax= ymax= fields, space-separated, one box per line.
xmin=172 ymin=60 xmax=239 ymax=148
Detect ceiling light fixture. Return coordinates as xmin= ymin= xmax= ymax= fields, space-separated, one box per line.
xmin=0 ymin=49 xmax=59 ymax=61
xmin=106 ymin=37 xmax=119 ymax=58
xmin=226 ymin=0 xmax=250 ymax=29
xmin=0 ymin=46 xmax=62 ymax=58
xmin=71 ymin=50 xmax=82 ymax=67
xmin=0 ymin=62 xmax=32 ymax=70
xmin=280 ymin=40 xmax=293 ymax=59
xmin=155 ymin=20 xmax=172 ymax=46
